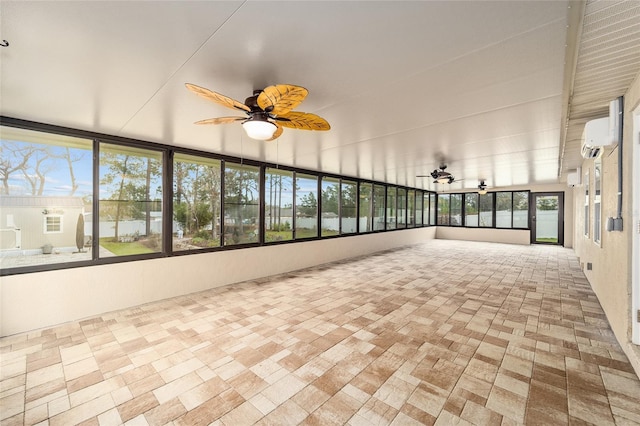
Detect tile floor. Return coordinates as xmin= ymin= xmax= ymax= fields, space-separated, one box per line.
xmin=2 ymin=240 xmax=640 ymax=425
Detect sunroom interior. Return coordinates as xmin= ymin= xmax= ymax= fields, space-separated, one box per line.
xmin=1 ymin=1 xmax=640 ymax=423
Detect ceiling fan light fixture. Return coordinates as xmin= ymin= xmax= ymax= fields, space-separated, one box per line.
xmin=242 ymin=118 xmax=277 ymax=140
xmin=435 ymin=176 xmax=451 ymax=184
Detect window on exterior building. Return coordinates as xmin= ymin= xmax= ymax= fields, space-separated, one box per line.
xmin=340 ymin=180 xmax=357 ymax=234
xmin=386 ymin=187 xmax=397 ymax=230
xmin=465 ymin=193 xmax=479 ymax=227
xmin=397 ymin=188 xmax=407 ymax=228
xmin=359 ymin=182 xmax=373 ymax=233
xmin=321 ymin=177 xmax=340 ymax=237
xmin=479 ymin=193 xmax=494 ymax=227
xmin=594 ymin=159 xmax=601 ymax=245
xmin=0 ymin=126 xmax=93 ymax=269
xmin=173 ymin=154 xmax=221 ymax=251
xmin=295 ymin=173 xmax=318 ymax=239
xmin=265 ymin=168 xmax=294 ymax=242
xmin=44 ymin=215 xmax=63 ymax=233
xmin=99 ymin=143 xmax=163 ymax=256
xmin=437 ymin=194 xmax=450 ymax=225
xmin=584 ymin=169 xmax=590 ymax=237
xmin=223 ymin=162 xmax=260 ymax=246
xmin=373 ymin=185 xmax=386 ymax=231
xmin=450 ymin=194 xmax=462 ymax=226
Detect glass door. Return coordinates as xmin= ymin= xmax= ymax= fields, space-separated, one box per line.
xmin=531 ymin=192 xmax=564 ymax=245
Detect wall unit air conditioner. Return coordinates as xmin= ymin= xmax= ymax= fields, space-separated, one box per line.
xmin=580 ymin=99 xmax=621 ymax=160
xmin=581 ymin=117 xmax=610 ymax=159
xmin=567 ymin=167 xmax=581 ymax=187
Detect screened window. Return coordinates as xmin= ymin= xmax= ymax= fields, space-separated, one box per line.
xmin=386 ymin=187 xmax=397 ymax=230
xmin=594 ymin=159 xmax=601 ymax=245
xmin=295 ymin=173 xmax=318 ymax=239
xmin=437 ymin=194 xmax=450 ymax=225
xmin=479 ymin=193 xmax=494 ymax=227
xmin=321 ymin=177 xmax=340 ymax=237
xmin=397 ymin=188 xmax=407 ymax=228
xmin=373 ymin=185 xmax=386 ymax=231
xmin=359 ymin=182 xmax=373 ymax=233
xmin=496 ymin=192 xmax=513 ymax=228
xmin=513 ymin=191 xmax=529 ymax=228
xmin=407 ymin=190 xmax=416 ymax=228
xmin=0 ymin=126 xmax=93 ymax=269
xmin=340 ymin=180 xmax=357 ymax=234
xmin=450 ymin=194 xmax=462 ymax=226
xmin=465 ymin=193 xmax=479 ymax=227
xmin=428 ymin=193 xmax=436 ymax=225
xmin=99 ymin=143 xmax=163 ymax=256
xmin=173 ymin=154 xmax=221 ymax=251
xmin=416 ymin=191 xmax=424 ymax=226
xmin=223 ymin=163 xmax=260 ymax=246
xmin=265 ymin=168 xmax=294 ymax=242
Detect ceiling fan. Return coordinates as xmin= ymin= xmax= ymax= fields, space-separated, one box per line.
xmin=478 ymin=179 xmax=488 ymax=194
xmin=417 ymin=164 xmax=458 ymax=184
xmin=185 ymin=83 xmax=330 ymax=141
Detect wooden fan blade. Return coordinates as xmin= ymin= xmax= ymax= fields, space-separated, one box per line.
xmin=185 ymin=83 xmax=250 ymax=112
xmin=275 ymin=111 xmax=330 ymax=131
xmin=257 ymin=84 xmax=308 ymax=115
xmin=194 ymin=116 xmax=245 ymax=125
xmin=266 ymin=123 xmax=284 ymax=141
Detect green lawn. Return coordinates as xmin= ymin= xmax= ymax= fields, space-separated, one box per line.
xmin=536 ymin=237 xmax=558 ymax=243
xmin=100 ymin=238 xmax=155 ymax=255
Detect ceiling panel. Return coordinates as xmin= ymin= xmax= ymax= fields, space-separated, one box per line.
xmin=2 ymin=1 xmax=637 ymax=191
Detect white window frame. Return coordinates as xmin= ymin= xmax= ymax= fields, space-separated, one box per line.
xmin=584 ymin=169 xmax=589 ymax=238
xmin=594 ymin=158 xmax=602 ymax=246
xmin=43 ymin=215 xmax=63 ymax=234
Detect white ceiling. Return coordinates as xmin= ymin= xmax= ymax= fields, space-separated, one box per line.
xmin=1 ymin=1 xmax=637 ymax=191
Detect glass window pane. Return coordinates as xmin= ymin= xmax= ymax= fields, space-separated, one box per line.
xmin=407 ymin=190 xmax=416 ymax=228
xmin=437 ymin=194 xmax=450 ymax=225
xmin=373 ymin=185 xmax=386 ymax=231
xmin=265 ymin=168 xmax=294 ymax=242
xmin=0 ymin=127 xmax=94 ymax=270
xmin=173 ymin=154 xmax=221 ymax=251
xmin=450 ymin=194 xmax=462 ymax=226
xmin=496 ymin=192 xmax=513 ymax=228
xmin=513 ymin=191 xmax=529 ymax=228
xmin=295 ymin=173 xmax=318 ymax=239
xmin=465 ymin=193 xmax=479 ymax=227
xmin=429 ymin=193 xmax=436 ymax=225
xmin=359 ymin=182 xmax=372 ymax=233
xmin=397 ymin=188 xmax=407 ymax=228
xmin=99 ymin=143 xmax=163 ymax=257
xmin=386 ymin=187 xmax=397 ymax=230
xmin=415 ymin=191 xmax=424 ymax=226
xmin=223 ymin=163 xmax=260 ymax=246
xmin=340 ymin=180 xmax=357 ymax=234
xmin=321 ymin=177 xmax=340 ymax=237
xmin=479 ymin=193 xmax=494 ymax=227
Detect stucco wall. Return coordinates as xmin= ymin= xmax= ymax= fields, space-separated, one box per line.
xmin=0 ymin=227 xmax=436 ymax=337
xmin=573 ymin=70 xmax=640 ymax=377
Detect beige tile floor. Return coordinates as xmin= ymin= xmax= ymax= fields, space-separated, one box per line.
xmin=2 ymin=240 xmax=640 ymax=425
